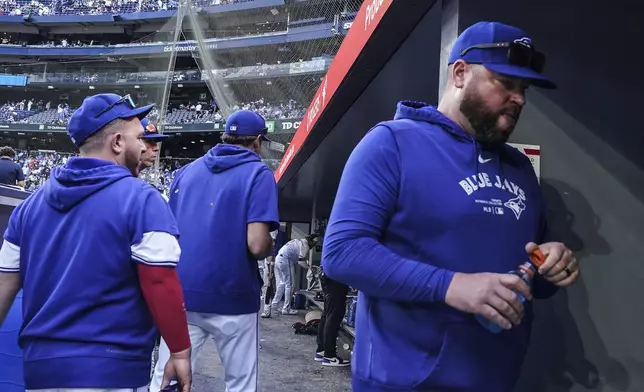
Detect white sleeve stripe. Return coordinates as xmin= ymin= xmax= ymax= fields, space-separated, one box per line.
xmin=132 ymin=254 xmax=178 ymax=267
xmin=131 ymin=231 xmax=181 ymax=266
xmin=0 ymin=241 xmax=20 ymax=271
xmin=0 ymin=267 xmax=19 ymax=273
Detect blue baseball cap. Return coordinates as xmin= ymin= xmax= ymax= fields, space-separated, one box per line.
xmin=224 ymin=110 xmax=271 ymax=141
xmin=141 ymin=118 xmax=169 ymax=141
xmin=448 ymin=21 xmax=556 ymax=89
xmin=67 ymin=93 xmax=154 ymax=147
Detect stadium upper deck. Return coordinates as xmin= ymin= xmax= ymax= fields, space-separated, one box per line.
xmin=0 ymin=0 xmax=362 ymax=168
xmin=0 ymin=0 xmax=356 ymax=58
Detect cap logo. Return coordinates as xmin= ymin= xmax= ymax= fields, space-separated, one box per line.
xmin=145 ymin=123 xmax=157 ymax=133
xmin=513 ymin=37 xmax=533 ymax=49
xmin=230 ymin=125 xmax=237 ymax=132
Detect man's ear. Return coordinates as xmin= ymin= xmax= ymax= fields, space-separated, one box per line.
xmin=451 ymin=60 xmax=468 ymax=89
xmin=110 ymin=132 xmax=124 ymax=155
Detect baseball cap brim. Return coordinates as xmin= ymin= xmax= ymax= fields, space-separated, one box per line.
xmin=260 ymin=133 xmax=273 ymax=143
xmin=119 ymin=103 xmax=155 ymax=121
xmin=483 ymin=63 xmax=557 ymax=89
xmin=142 ymin=133 xmax=169 ymax=141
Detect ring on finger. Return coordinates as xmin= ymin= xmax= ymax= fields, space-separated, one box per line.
xmin=564 ymin=267 xmax=572 ymax=277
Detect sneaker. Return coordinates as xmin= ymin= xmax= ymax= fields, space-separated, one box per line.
xmin=322 ymin=356 xmax=350 ymax=367
xmin=314 ymin=351 xmax=324 ymax=362
xmin=281 ymin=309 xmax=298 ymax=315
xmin=260 ymin=305 xmax=271 ymax=318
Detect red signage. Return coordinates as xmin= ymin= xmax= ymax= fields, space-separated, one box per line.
xmin=274 ymin=0 xmax=394 ymax=182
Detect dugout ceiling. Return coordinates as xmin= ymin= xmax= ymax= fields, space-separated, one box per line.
xmin=276 ymin=0 xmax=644 ymax=390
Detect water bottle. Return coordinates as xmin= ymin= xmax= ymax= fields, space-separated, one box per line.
xmin=476 ymin=250 xmax=546 ymax=333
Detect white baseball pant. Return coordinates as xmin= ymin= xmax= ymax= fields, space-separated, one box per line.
xmin=271 ymin=256 xmax=294 ymax=312
xmin=150 ymin=311 xmax=259 ymax=392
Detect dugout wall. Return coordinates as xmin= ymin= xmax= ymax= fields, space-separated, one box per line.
xmin=275 ymin=0 xmax=644 ymax=391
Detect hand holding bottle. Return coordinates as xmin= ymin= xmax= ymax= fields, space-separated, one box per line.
xmin=445 ymin=271 xmax=532 ymax=330
xmin=526 ymin=242 xmax=578 ymax=286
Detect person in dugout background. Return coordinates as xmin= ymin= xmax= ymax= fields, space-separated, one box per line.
xmin=259 ymin=231 xmax=278 ymax=307
xmin=268 ymin=234 xmax=319 ymax=316
xmin=0 ymin=93 xmax=192 ymax=392
xmin=314 ymin=269 xmax=350 ymax=367
xmin=322 ymin=22 xmax=580 ymax=392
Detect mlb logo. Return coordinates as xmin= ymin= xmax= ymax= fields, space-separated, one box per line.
xmin=494 ymin=207 xmax=504 ymax=215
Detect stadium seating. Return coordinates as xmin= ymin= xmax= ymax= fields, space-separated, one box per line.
xmin=0 ymin=0 xmax=251 ymax=16
xmin=17 ymin=149 xmax=188 ymax=194
xmin=2 ymin=100 xmax=305 ymax=125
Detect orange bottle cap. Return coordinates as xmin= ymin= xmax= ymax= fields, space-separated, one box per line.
xmin=530 ymin=249 xmax=546 ymax=267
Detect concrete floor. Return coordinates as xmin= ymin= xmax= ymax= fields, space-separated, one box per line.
xmin=191 ymin=311 xmax=352 ymax=392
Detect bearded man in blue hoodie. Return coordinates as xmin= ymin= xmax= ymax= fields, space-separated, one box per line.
xmin=322 ymin=22 xmax=580 ymax=392
xmin=150 ymin=109 xmax=279 ymax=392
xmin=0 ymin=93 xmax=192 ymax=392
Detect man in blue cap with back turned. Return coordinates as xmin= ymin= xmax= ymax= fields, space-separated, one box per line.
xmin=151 ymin=109 xmax=279 ymax=392
xmin=322 ymin=22 xmax=580 ymax=391
xmin=0 ymin=93 xmax=193 ymax=392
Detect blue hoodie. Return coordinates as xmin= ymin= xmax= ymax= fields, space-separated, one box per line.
xmin=0 ymin=291 xmax=23 ymax=392
xmin=322 ymin=102 xmax=557 ymax=392
xmin=169 ymin=144 xmax=279 ymax=315
xmin=3 ymin=157 xmax=179 ymax=390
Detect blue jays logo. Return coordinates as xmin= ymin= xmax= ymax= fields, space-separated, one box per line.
xmin=504 ymin=196 xmax=526 ymax=220
xmin=513 ymin=37 xmax=533 ymax=49
xmin=145 ymin=123 xmax=158 ymax=133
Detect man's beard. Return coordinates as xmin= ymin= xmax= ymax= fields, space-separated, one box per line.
xmin=459 ymin=87 xmax=518 ymax=150
xmin=125 ymin=148 xmax=142 ymax=176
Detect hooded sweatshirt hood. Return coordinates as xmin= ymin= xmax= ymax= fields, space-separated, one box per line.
xmin=394 ymin=101 xmax=473 ymax=142
xmin=393 ymin=100 xmax=519 ymax=178
xmin=44 ymin=157 xmax=131 ymax=212
xmin=203 ymin=143 xmax=261 ymax=173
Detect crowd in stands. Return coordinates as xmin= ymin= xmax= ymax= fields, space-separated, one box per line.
xmin=0 ymin=98 xmax=306 ymax=124
xmin=0 ymin=0 xmax=250 ymax=16
xmin=0 ymin=99 xmax=48 ymax=123
xmin=16 ymin=149 xmax=191 ymax=194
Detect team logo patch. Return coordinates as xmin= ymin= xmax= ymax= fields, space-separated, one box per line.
xmin=513 ymin=37 xmax=533 ymax=49
xmin=504 ymin=195 xmax=526 ymax=220
xmin=145 ymin=123 xmax=158 ymax=133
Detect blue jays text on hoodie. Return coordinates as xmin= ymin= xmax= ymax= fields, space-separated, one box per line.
xmin=0 ymin=158 xmax=180 ymax=390
xmin=169 ymin=144 xmax=279 ymax=315
xmin=322 ymin=101 xmax=558 ymax=392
